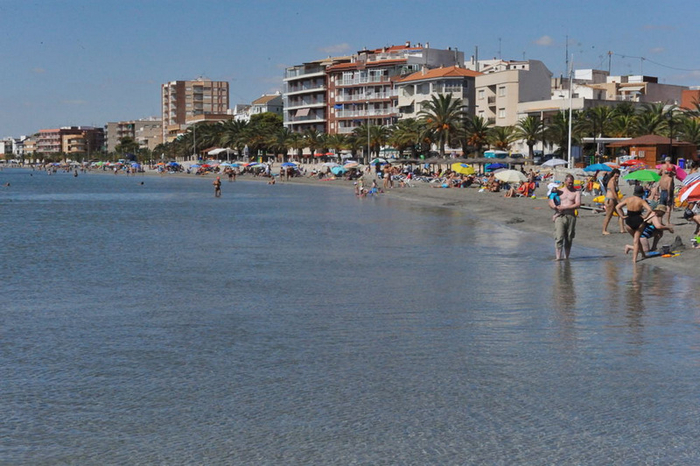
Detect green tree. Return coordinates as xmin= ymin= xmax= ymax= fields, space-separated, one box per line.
xmin=515 ymin=116 xmax=544 ymax=159
xmin=462 ymin=115 xmax=491 ymax=156
xmin=417 ymin=93 xmax=465 ymax=156
xmin=488 ymin=125 xmax=517 ymax=151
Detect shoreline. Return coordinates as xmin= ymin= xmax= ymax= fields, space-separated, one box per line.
xmin=280 ymin=170 xmax=700 ymax=278
xmin=16 ymin=166 xmax=700 ymax=278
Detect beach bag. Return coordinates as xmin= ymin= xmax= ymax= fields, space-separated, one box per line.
xmin=684 ymin=207 xmax=695 ymax=220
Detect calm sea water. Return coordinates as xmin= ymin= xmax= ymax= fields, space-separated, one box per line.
xmin=2 ymin=169 xmax=700 ymax=464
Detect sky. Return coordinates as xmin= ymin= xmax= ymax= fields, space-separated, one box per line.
xmin=1 ymin=0 xmax=699 ymax=138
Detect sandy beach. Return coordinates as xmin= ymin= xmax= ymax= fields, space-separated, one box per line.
xmin=269 ymin=168 xmax=700 ymax=279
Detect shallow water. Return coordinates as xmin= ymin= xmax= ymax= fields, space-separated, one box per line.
xmin=2 ymin=169 xmax=699 ymax=464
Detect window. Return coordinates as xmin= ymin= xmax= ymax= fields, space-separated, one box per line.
xmin=498 ymin=86 xmax=506 ymax=97
xmin=478 ymin=89 xmax=485 ymax=100
xmin=498 ymin=108 xmax=506 ymax=119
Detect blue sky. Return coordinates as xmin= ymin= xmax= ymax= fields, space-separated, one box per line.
xmin=1 ymin=0 xmax=698 ymax=137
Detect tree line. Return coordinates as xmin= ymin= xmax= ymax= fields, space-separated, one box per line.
xmin=122 ymin=95 xmax=700 ymax=163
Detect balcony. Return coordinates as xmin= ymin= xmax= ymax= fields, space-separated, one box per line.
xmin=335 ymin=108 xmax=398 ymax=118
xmin=337 ymin=76 xmax=391 ymax=86
xmin=487 ymin=96 xmax=496 ymax=105
xmin=335 ymin=90 xmax=397 ymax=103
xmin=285 ymin=84 xmax=325 ymax=96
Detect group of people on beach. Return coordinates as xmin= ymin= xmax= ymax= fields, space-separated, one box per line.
xmin=547 ymin=157 xmax=700 ymax=262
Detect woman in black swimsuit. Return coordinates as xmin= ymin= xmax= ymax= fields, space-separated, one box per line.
xmin=615 ymin=185 xmax=655 ymax=262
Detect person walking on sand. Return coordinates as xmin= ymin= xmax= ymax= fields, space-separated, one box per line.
xmin=213 ymin=176 xmax=222 ymax=197
xmin=602 ymin=169 xmax=624 ymax=235
xmin=549 ymin=173 xmax=581 ymax=261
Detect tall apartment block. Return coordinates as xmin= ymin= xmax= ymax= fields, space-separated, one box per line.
xmin=161 ymin=77 xmax=229 ymax=142
xmin=283 ymin=42 xmax=464 ymax=135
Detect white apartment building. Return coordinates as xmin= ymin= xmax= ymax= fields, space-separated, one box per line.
xmin=396 ymin=65 xmax=481 ymax=119
xmin=472 ymin=59 xmax=552 ymax=127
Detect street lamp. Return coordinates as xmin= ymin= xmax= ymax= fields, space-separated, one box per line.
xmin=566 ymin=54 xmax=574 ymax=170
xmin=366 ymin=100 xmax=371 ymax=164
xmin=665 ymin=110 xmax=674 ymax=162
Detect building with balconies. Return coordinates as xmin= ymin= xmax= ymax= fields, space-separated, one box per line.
xmin=161 ymin=77 xmax=229 ymax=143
xmin=472 ymin=59 xmax=552 ymax=127
xmin=327 ymin=42 xmax=464 ymax=135
xmin=106 ymin=118 xmax=163 ymax=153
xmin=37 ymin=126 xmax=104 ymax=159
xmin=283 ymin=56 xmax=351 ymax=134
xmin=396 ymin=65 xmax=481 ymax=119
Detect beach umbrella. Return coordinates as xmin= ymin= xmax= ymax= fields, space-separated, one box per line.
xmin=486 ymin=162 xmax=508 ymax=171
xmin=281 ymin=162 xmax=297 ymax=167
xmin=451 ymin=162 xmax=475 ymax=175
xmin=655 ymin=163 xmax=687 ymax=181
xmin=343 ymin=162 xmax=359 ymax=169
xmin=583 ymin=163 xmax=613 ymax=172
xmin=494 ymin=169 xmax=527 ymax=183
xmin=620 ymin=159 xmax=644 ymax=167
xmin=542 ymin=158 xmax=568 ymax=168
xmin=331 ymin=166 xmax=348 ymax=176
xmin=322 ymin=162 xmax=340 ymax=167
xmin=678 ymin=180 xmax=700 ymax=203
xmin=370 ymin=158 xmax=388 ymax=164
xmin=682 ymin=172 xmax=700 ymax=186
xmin=622 ymin=169 xmax=660 ymax=182
xmin=604 ymin=162 xmax=620 ymax=168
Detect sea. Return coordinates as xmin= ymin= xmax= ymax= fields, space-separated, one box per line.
xmin=2 ymin=168 xmax=700 ymax=465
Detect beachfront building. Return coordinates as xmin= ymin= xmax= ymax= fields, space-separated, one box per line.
xmin=235 ymin=93 xmax=284 ymax=123
xmin=396 ymin=65 xmax=481 ymax=119
xmin=471 ymin=59 xmax=553 ymax=127
xmin=161 ymin=77 xmax=229 ymax=143
xmin=283 ymin=56 xmax=351 ymax=134
xmin=37 ymin=126 xmax=104 ymax=160
xmin=327 ymin=42 xmax=465 ymax=135
xmin=105 ymin=118 xmax=163 ymax=153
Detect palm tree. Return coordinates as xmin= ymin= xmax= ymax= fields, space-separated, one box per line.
xmin=219 ymin=119 xmax=250 ymax=158
xmin=580 ymin=106 xmax=615 ymax=157
xmin=609 ymin=113 xmax=637 ymax=138
xmin=288 ymin=132 xmax=306 ymax=161
xmin=388 ymin=118 xmax=422 ymax=158
xmin=515 ymin=116 xmax=544 ymax=159
xmin=324 ymin=133 xmax=347 ymax=158
xmin=635 ymin=102 xmax=667 ymax=135
xmin=544 ymin=110 xmax=581 ymax=157
xmin=267 ymin=127 xmax=294 ymax=161
xmin=417 ymin=93 xmax=465 ymax=156
xmin=462 ymin=115 xmax=491 ymax=156
xmin=680 ymin=117 xmax=700 ymax=145
xmin=352 ymin=123 xmax=371 ymax=162
xmin=303 ymin=128 xmax=324 ymax=161
xmin=488 ymin=126 xmax=517 ymax=151
xmin=369 ymin=125 xmax=390 ymax=160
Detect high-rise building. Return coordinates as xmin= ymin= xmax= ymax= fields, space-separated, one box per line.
xmin=105 ymin=118 xmax=162 ymax=153
xmin=161 ymin=77 xmax=229 ymax=142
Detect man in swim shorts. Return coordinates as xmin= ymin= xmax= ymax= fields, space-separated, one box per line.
xmin=657 ymin=157 xmax=676 ymax=224
xmin=549 ymin=173 xmax=581 ymax=261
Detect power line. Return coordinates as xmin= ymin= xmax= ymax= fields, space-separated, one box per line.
xmin=612 ymin=52 xmax=699 ymax=72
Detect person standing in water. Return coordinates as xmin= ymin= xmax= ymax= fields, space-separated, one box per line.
xmin=213 ymin=176 xmax=222 ymax=197
xmin=549 ymin=173 xmax=581 ymax=261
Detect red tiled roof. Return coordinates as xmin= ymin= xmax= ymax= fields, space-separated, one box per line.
xmin=327 ymin=58 xmax=408 ymax=72
xmin=399 ymin=66 xmax=482 ymax=82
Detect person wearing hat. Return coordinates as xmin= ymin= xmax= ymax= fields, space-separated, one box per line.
xmin=615 ymin=185 xmax=657 ymax=262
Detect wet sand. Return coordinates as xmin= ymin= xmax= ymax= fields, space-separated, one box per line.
xmin=281 ymin=172 xmax=700 ymax=278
